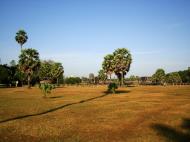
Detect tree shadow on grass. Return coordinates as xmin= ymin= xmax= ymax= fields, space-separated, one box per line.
xmin=0 ymin=94 xmax=108 ymax=124
xmin=103 ymin=90 xmax=130 ymax=95
xmin=151 ymin=118 xmax=190 ymax=142
xmin=49 ymin=96 xmax=64 ymax=99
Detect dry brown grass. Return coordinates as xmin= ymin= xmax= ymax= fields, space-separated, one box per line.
xmin=0 ymin=85 xmax=190 ymax=142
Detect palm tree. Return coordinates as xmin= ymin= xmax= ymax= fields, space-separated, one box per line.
xmin=113 ymin=48 xmax=132 ymax=86
xmin=19 ymin=48 xmax=40 ymax=88
xmin=15 ymin=30 xmax=28 ymax=50
xmin=102 ymin=54 xmax=114 ymax=80
xmin=51 ymin=62 xmax=64 ymax=85
xmin=98 ymin=69 xmax=107 ymax=84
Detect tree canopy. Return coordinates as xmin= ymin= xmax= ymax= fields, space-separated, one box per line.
xmin=15 ymin=30 xmax=28 ymax=50
xmin=152 ymin=69 xmax=166 ymax=85
xmin=39 ymin=60 xmax=64 ymax=84
xmin=19 ymin=48 xmax=40 ymax=88
xmin=102 ymin=48 xmax=132 ymax=86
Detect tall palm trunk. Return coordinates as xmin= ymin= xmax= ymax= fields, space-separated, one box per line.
xmin=28 ymin=74 xmax=31 ymax=88
xmin=121 ymin=72 xmax=123 ymax=86
xmin=20 ymin=44 xmax=23 ymax=51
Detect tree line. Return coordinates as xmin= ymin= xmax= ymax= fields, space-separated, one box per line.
xmin=151 ymin=68 xmax=190 ymax=85
xmin=1 ymin=29 xmax=189 ymax=88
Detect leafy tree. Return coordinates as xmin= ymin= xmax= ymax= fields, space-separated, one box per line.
xmin=15 ymin=30 xmax=28 ymax=50
xmin=178 ymin=70 xmax=190 ymax=83
xmin=65 ymin=77 xmax=81 ymax=85
xmin=39 ymin=60 xmax=64 ymax=85
xmin=127 ymin=75 xmax=137 ymax=81
xmin=102 ymin=48 xmax=132 ymax=86
xmin=98 ymin=69 xmax=107 ymax=83
xmin=152 ymin=69 xmax=166 ymax=85
xmin=14 ymin=69 xmax=26 ymax=86
xmin=51 ymin=62 xmax=64 ymax=85
xmin=166 ymin=72 xmax=182 ymax=85
xmin=0 ymin=64 xmax=11 ymax=85
xmin=113 ymin=48 xmax=132 ymax=86
xmin=102 ymin=54 xmax=114 ymax=79
xmin=19 ymin=48 xmax=40 ymax=88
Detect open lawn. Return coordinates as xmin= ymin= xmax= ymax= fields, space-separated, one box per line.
xmin=0 ymin=85 xmax=190 ymax=142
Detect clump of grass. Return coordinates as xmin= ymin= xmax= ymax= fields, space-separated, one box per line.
xmin=107 ymin=82 xmax=118 ymax=94
xmin=39 ymin=83 xmax=55 ymax=97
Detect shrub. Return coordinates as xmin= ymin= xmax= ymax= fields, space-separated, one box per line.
xmin=64 ymin=77 xmax=81 ymax=85
xmin=39 ymin=83 xmax=55 ymax=97
xmin=107 ymin=83 xmax=118 ymax=94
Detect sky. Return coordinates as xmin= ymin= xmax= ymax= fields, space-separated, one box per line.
xmin=0 ymin=0 xmax=190 ymax=77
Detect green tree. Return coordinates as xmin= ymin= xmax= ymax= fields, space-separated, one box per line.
xmin=178 ymin=70 xmax=190 ymax=83
xmin=152 ymin=69 xmax=166 ymax=85
xmin=19 ymin=48 xmax=40 ymax=88
xmin=51 ymin=62 xmax=64 ymax=85
xmin=15 ymin=30 xmax=28 ymax=50
xmin=102 ymin=54 xmax=114 ymax=79
xmin=102 ymin=48 xmax=132 ymax=86
xmin=98 ymin=69 xmax=107 ymax=84
xmin=39 ymin=60 xmax=64 ymax=85
xmin=166 ymin=72 xmax=182 ymax=85
xmin=0 ymin=64 xmax=11 ymax=85
xmin=113 ymin=48 xmax=132 ymax=86
xmin=65 ymin=77 xmax=81 ymax=85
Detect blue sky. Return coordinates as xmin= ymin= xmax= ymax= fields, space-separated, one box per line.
xmin=0 ymin=0 xmax=190 ymax=77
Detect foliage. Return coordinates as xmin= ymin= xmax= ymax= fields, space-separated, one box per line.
xmin=113 ymin=48 xmax=132 ymax=86
xmin=152 ymin=69 xmax=166 ymax=85
xmin=127 ymin=75 xmax=140 ymax=81
xmin=102 ymin=48 xmax=132 ymax=86
xmin=39 ymin=83 xmax=55 ymax=97
xmin=15 ymin=30 xmax=28 ymax=50
xmin=107 ymin=82 xmax=118 ymax=94
xmin=65 ymin=77 xmax=81 ymax=85
xmin=178 ymin=69 xmax=190 ymax=83
xmin=39 ymin=60 xmax=64 ymax=84
xmin=98 ymin=69 xmax=107 ymax=83
xmin=166 ymin=72 xmax=182 ymax=84
xmin=0 ymin=64 xmax=11 ymax=84
xmin=0 ymin=62 xmax=27 ymax=86
xmin=102 ymin=54 xmax=114 ymax=79
xmin=19 ymin=48 xmax=40 ymax=88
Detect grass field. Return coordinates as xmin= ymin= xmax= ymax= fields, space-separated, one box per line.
xmin=0 ymin=85 xmax=190 ymax=142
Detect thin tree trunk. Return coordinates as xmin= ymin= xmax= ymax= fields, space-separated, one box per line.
xmin=21 ymin=44 xmax=23 ymax=51
xmin=57 ymin=78 xmax=59 ymax=86
xmin=121 ymin=72 xmax=123 ymax=86
xmin=28 ymin=75 xmax=31 ymax=88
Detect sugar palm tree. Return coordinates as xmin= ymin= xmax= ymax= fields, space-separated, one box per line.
xmin=15 ymin=30 xmax=28 ymax=50
xmin=113 ymin=48 xmax=132 ymax=86
xmin=19 ymin=48 xmax=40 ymax=88
xmin=102 ymin=54 xmax=114 ymax=80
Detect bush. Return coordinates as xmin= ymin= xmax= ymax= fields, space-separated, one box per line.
xmin=39 ymin=83 xmax=55 ymax=97
xmin=107 ymin=83 xmax=118 ymax=94
xmin=64 ymin=77 xmax=81 ymax=85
